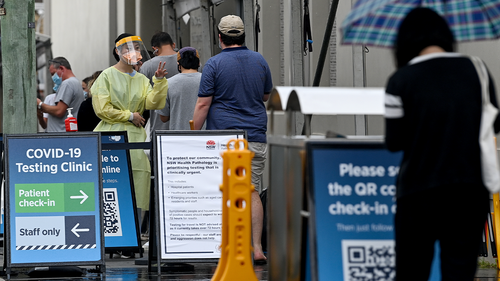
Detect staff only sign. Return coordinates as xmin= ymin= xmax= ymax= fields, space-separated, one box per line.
xmin=4 ymin=134 xmax=104 ymax=268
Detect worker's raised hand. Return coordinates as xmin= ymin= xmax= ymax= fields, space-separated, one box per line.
xmin=155 ymin=61 xmax=168 ymax=79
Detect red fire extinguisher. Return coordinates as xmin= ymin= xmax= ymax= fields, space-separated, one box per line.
xmin=65 ymin=107 xmax=78 ymax=132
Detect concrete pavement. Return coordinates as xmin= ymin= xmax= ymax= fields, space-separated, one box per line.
xmin=0 ymin=248 xmax=269 ymax=280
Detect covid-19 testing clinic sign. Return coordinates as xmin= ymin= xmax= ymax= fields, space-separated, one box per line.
xmin=306 ymin=140 xmax=440 ymax=281
xmin=4 ymin=133 xmax=104 ymax=268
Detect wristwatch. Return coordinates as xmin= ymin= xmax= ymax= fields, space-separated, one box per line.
xmin=38 ymin=101 xmax=43 ymax=110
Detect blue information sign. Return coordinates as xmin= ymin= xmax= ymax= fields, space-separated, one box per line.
xmin=307 ymin=141 xmax=439 ymax=280
xmin=101 ymin=132 xmax=141 ymax=250
xmin=5 ymin=134 xmax=103 ymax=267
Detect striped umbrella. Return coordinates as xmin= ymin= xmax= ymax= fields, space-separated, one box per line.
xmin=341 ymin=0 xmax=500 ymax=47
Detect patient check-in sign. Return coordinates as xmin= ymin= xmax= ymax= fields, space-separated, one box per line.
xmin=5 ymin=134 xmax=103 ymax=266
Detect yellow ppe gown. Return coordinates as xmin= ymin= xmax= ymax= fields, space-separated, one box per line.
xmin=91 ymin=67 xmax=168 ymax=210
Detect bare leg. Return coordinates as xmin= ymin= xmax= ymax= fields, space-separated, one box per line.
xmin=252 ymin=190 xmax=266 ymax=261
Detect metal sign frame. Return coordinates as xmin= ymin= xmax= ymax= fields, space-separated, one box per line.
xmin=4 ymin=133 xmax=105 ymax=273
xmin=100 ymin=131 xmax=143 ymax=256
xmin=152 ymin=130 xmax=246 ymax=273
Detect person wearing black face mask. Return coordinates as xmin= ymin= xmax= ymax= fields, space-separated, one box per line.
xmin=157 ymin=47 xmax=203 ymax=130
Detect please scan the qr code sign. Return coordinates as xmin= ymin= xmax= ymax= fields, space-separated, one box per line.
xmin=342 ymin=240 xmax=395 ymax=281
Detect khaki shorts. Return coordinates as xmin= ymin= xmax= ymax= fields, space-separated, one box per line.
xmin=248 ymin=142 xmax=267 ymax=191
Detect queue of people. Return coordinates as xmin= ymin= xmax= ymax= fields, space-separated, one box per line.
xmin=35 ymin=15 xmax=272 ymax=264
xmin=30 ymin=4 xmax=500 ymax=279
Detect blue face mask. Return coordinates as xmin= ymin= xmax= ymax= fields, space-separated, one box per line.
xmin=52 ymin=72 xmax=62 ymax=92
xmin=83 ymin=91 xmax=88 ymax=99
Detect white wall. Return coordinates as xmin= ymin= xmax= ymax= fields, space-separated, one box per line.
xmin=136 ymin=0 xmax=162 ymax=51
xmin=117 ymin=0 xmax=136 ymax=37
xmin=46 ymin=0 xmax=500 ymax=135
xmin=334 ymin=1 xmax=395 ymax=88
xmin=264 ymin=1 xmax=500 ymax=92
xmin=47 ymin=0 xmax=500 ymax=92
xmin=258 ymin=1 xmax=500 ymax=137
xmin=51 ymin=0 xmax=113 ymax=82
xmin=458 ymin=41 xmax=500 ymax=94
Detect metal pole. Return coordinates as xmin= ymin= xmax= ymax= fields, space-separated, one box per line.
xmin=291 ymin=0 xmax=304 ymax=135
xmin=350 ymin=0 xmax=368 ymax=136
xmin=243 ymin=0 xmax=255 ymax=51
xmin=312 ymin=0 xmax=339 ymax=87
xmin=353 ymin=45 xmax=367 ymax=135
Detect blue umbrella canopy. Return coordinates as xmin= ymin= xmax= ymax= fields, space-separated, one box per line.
xmin=341 ymin=0 xmax=500 ymax=47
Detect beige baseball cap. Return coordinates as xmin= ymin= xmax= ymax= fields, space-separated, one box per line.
xmin=218 ymin=15 xmax=244 ymax=37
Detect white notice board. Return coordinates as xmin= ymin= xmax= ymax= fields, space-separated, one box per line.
xmin=154 ymin=131 xmax=245 ymax=260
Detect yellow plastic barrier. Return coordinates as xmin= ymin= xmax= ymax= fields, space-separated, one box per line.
xmin=493 ymin=193 xmax=500 ymax=269
xmin=493 ymin=137 xmax=500 ymax=269
xmin=211 ymin=139 xmax=258 ymax=281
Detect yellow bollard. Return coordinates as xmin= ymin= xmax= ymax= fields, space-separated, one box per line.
xmin=211 ymin=139 xmax=258 ymax=281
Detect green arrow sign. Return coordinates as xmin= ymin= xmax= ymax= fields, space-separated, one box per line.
xmin=15 ymin=182 xmax=95 ymax=213
xmin=64 ymin=183 xmax=95 ymax=212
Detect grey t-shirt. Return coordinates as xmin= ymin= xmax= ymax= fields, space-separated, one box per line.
xmin=47 ymin=76 xmax=84 ymax=132
xmin=139 ymin=54 xmax=179 ymax=133
xmin=156 ymin=72 xmax=203 ymax=130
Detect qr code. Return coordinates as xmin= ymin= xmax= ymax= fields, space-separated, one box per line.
xmin=342 ymin=240 xmax=395 ymax=281
xmin=103 ymin=188 xmax=123 ymax=237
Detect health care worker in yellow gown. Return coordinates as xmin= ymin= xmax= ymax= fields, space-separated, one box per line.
xmin=91 ymin=34 xmax=168 ymax=211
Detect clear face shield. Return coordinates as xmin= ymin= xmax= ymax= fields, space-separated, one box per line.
xmin=115 ymin=36 xmax=151 ymax=66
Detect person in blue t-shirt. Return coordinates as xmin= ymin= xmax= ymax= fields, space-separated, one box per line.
xmin=193 ymin=14 xmax=273 ymax=264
